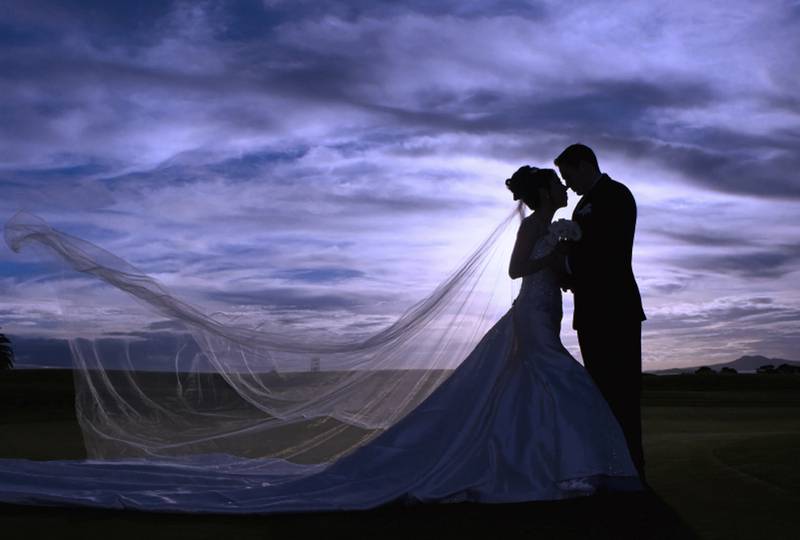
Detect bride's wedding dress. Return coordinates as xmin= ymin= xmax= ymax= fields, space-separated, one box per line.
xmin=0 ymin=227 xmax=641 ymax=513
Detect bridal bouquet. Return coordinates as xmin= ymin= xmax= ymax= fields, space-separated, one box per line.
xmin=539 ymin=219 xmax=582 ymax=255
xmin=548 ymin=219 xmax=582 ymax=242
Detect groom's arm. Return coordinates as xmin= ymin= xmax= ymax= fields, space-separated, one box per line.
xmin=564 ymin=228 xmax=591 ymax=279
xmin=600 ymin=187 xmax=637 ymax=275
xmin=567 ymin=188 xmax=635 ymax=280
xmin=551 ymin=242 xmax=576 ymax=291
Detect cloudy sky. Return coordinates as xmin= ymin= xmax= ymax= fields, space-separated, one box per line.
xmin=1 ymin=0 xmax=798 ymax=371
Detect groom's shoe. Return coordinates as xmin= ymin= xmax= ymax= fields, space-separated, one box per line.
xmin=637 ymin=472 xmax=656 ymax=496
xmin=638 ymin=467 xmax=650 ymax=487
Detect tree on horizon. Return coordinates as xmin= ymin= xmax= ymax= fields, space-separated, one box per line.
xmin=695 ymin=366 xmax=715 ymax=375
xmin=776 ymin=363 xmax=800 ymax=374
xmin=0 ymin=330 xmax=14 ymax=370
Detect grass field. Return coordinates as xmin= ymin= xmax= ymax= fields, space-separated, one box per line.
xmin=640 ymin=374 xmax=800 ymax=540
xmin=1 ymin=370 xmax=798 ymax=539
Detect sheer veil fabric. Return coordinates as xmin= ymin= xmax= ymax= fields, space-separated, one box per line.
xmin=0 ymin=208 xmax=641 ymax=512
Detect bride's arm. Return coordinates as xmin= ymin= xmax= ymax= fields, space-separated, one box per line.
xmin=508 ymin=219 xmax=555 ymax=279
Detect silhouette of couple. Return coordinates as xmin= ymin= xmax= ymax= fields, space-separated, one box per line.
xmin=507 ymin=144 xmax=647 ymax=481
xmin=0 ymin=144 xmax=647 ymax=512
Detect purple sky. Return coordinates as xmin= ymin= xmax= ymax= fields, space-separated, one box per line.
xmin=1 ymin=1 xmax=799 ymax=370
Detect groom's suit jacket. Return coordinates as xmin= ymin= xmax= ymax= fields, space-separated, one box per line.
xmin=568 ymin=174 xmax=646 ymax=331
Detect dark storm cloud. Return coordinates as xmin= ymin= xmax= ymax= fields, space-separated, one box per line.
xmin=1 ymin=1 xmax=796 ymax=199
xmin=654 ymin=230 xmax=747 ymax=248
xmin=676 ymin=244 xmax=800 ymax=279
xmin=206 ymin=287 xmax=382 ymax=310
xmin=146 ymin=319 xmax=188 ymax=331
xmin=454 ymin=80 xmax=717 ymax=135
xmin=647 ymin=281 xmax=688 ymax=296
xmin=602 ymin=132 xmax=800 ymax=199
xmin=645 ymin=297 xmax=800 ymax=333
xmin=272 ymin=267 xmax=366 ymax=283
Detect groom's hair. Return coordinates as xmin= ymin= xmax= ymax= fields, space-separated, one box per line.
xmin=554 ymin=144 xmax=599 ymax=172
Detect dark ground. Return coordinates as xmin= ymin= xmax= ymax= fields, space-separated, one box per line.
xmin=1 ymin=370 xmax=799 ymax=539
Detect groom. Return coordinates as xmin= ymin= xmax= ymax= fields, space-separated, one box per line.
xmin=553 ymin=144 xmax=647 ymax=480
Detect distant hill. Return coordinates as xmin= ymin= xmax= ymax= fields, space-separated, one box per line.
xmin=647 ymin=355 xmax=800 ymax=375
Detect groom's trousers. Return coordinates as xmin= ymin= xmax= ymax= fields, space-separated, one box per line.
xmin=577 ymin=321 xmax=645 ymax=479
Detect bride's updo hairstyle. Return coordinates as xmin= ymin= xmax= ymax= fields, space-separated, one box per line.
xmin=505 ymin=166 xmax=558 ymax=208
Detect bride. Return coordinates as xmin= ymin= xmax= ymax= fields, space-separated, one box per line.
xmin=0 ymin=167 xmax=642 ymax=513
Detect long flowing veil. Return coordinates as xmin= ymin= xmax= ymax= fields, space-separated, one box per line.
xmin=4 ymin=207 xmax=522 ymax=466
